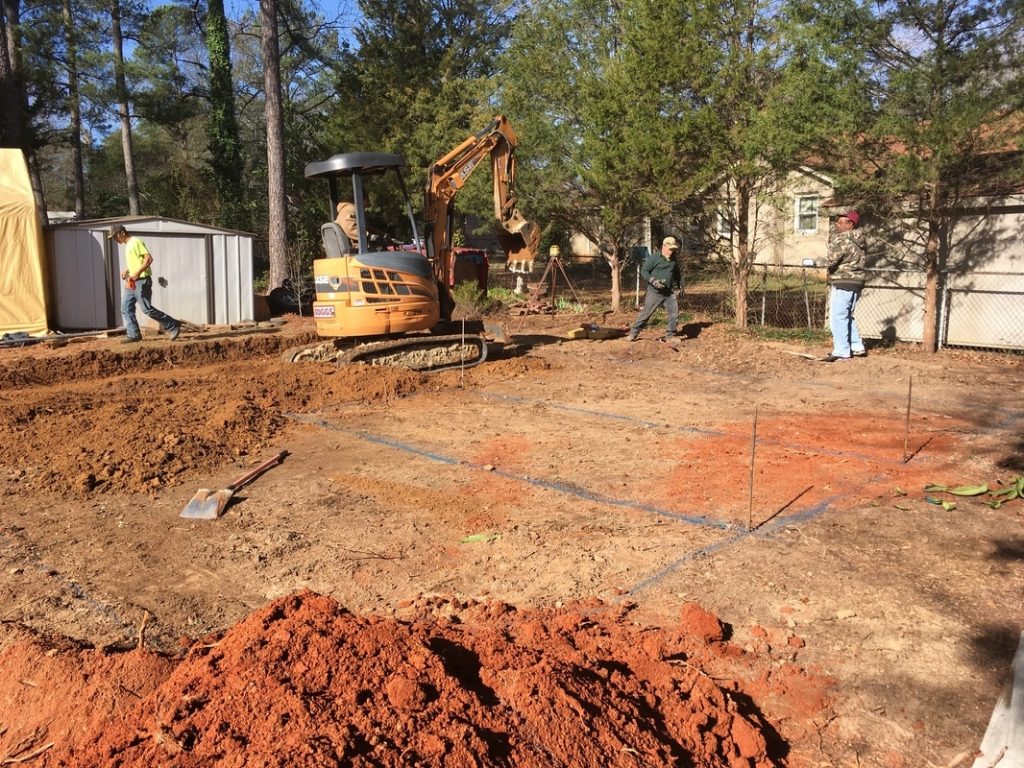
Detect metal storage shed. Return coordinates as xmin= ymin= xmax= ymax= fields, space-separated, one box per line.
xmin=44 ymin=216 xmax=256 ymax=331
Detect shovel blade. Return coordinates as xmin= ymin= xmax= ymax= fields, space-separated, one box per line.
xmin=180 ymin=488 xmax=235 ymax=520
xmin=482 ymin=321 xmax=509 ymax=345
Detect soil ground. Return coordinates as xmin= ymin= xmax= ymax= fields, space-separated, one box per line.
xmin=0 ymin=309 xmax=1021 ymax=767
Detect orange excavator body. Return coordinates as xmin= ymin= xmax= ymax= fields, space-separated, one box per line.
xmin=289 ymin=117 xmax=539 ymax=371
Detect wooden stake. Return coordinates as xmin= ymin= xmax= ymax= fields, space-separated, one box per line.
xmin=748 ymin=407 xmax=758 ymax=531
xmin=459 ymin=318 xmax=466 ymax=388
xmin=902 ymin=376 xmax=913 ymax=463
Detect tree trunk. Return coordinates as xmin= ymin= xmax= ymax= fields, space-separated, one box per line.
xmin=3 ymin=0 xmax=47 ymax=224
xmin=0 ymin=6 xmax=22 ymax=147
xmin=110 ymin=0 xmax=140 ymax=215
xmin=261 ymin=0 xmax=288 ymax=290
xmin=27 ymin=154 xmax=49 ymax=225
xmin=62 ymin=0 xmax=85 ymax=217
xmin=206 ymin=0 xmax=243 ymax=230
xmin=608 ymin=250 xmax=621 ymax=311
xmin=733 ymin=185 xmax=752 ymax=329
xmin=1 ymin=0 xmax=13 ymax=69
xmin=921 ymin=218 xmax=941 ymax=353
xmin=734 ymin=264 xmax=749 ymax=329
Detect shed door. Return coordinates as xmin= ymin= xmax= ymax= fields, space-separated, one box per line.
xmin=50 ymin=229 xmax=111 ymax=330
xmin=116 ymin=234 xmax=211 ymax=327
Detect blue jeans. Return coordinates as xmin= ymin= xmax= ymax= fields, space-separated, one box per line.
xmin=121 ymin=277 xmax=178 ymax=340
xmin=631 ymin=287 xmax=679 ymax=336
xmin=829 ymin=286 xmax=864 ymax=358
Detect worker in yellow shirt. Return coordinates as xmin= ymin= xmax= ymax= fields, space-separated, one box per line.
xmin=108 ymin=224 xmax=181 ymax=343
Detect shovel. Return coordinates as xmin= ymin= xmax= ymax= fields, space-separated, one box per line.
xmin=180 ymin=450 xmax=289 ymax=520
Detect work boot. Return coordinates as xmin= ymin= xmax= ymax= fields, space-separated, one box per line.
xmin=121 ymin=336 xmax=141 ymax=345
xmin=627 ymin=332 xmax=639 ymax=342
xmin=168 ymin=324 xmax=181 ymax=341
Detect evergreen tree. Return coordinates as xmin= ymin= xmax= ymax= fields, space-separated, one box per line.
xmin=336 ymin=0 xmax=515 ymax=228
xmin=33 ymin=0 xmax=114 ymax=216
xmin=2 ymin=0 xmax=54 ymax=221
xmin=834 ymin=0 xmax=1024 ymax=352
xmin=645 ymin=0 xmax=854 ymax=327
xmin=109 ymin=0 xmax=143 ymax=214
xmin=498 ymin=0 xmax=703 ymax=310
xmin=61 ymin=0 xmax=86 ymax=216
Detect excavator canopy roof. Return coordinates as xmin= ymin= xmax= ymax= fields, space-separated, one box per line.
xmin=304 ymin=152 xmax=405 ymax=179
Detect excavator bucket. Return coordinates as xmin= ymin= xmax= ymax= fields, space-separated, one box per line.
xmin=497 ymin=213 xmax=541 ymax=265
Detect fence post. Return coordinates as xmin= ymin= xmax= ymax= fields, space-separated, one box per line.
xmin=803 ymin=266 xmax=811 ymax=328
xmin=760 ymin=263 xmax=767 ymax=325
xmin=937 ymin=274 xmax=949 ymax=351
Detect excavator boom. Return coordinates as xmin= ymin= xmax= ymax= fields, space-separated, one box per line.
xmin=425 ymin=116 xmax=541 ymax=292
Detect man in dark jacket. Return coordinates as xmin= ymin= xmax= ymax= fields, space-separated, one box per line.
xmin=823 ymin=210 xmax=868 ymax=361
xmin=628 ymin=236 xmax=683 ymax=342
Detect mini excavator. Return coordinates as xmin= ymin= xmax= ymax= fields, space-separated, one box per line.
xmin=282 ymin=116 xmax=541 ymax=372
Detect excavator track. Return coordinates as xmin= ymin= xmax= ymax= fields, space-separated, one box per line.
xmin=281 ymin=334 xmax=488 ymax=373
xmin=280 ymin=342 xmax=343 ymax=363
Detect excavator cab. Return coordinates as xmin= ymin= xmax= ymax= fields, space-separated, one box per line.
xmin=303 ymin=152 xmax=442 ymax=338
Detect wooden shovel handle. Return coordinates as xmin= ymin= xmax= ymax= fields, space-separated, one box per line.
xmin=228 ymin=450 xmax=289 ymax=491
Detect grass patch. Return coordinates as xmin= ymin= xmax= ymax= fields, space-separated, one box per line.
xmin=747 ymin=325 xmax=831 ymax=344
xmin=487 ymin=286 xmax=522 ymax=306
xmin=555 ymin=297 xmax=586 ymax=313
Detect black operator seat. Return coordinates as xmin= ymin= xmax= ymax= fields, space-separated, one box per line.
xmin=321 ymin=222 xmax=352 ymax=257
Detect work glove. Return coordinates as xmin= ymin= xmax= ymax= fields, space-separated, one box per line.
xmin=651 ymin=279 xmax=667 ymax=290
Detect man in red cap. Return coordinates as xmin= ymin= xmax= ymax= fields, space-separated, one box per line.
xmin=822 ymin=210 xmax=867 ymax=361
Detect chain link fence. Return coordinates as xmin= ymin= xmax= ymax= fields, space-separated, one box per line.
xmin=487 ymin=256 xmax=1023 ymax=353
xmin=854 ymin=269 xmax=1024 ymax=352
xmin=687 ymin=265 xmax=1024 ymax=352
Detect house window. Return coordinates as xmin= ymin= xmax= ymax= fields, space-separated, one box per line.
xmin=795 ymin=196 xmax=819 ymax=234
xmin=716 ymin=200 xmax=734 ymax=238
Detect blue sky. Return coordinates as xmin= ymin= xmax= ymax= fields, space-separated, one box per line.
xmin=221 ymin=0 xmax=359 ymax=25
xmin=215 ymin=0 xmax=362 ymax=49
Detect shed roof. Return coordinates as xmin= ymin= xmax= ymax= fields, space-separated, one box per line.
xmin=46 ymin=215 xmax=257 ymax=238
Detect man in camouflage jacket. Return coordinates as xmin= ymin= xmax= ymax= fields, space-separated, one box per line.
xmin=823 ymin=210 xmax=868 ymax=361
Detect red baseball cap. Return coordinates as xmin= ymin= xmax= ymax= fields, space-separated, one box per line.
xmin=841 ymin=210 xmax=860 ymax=227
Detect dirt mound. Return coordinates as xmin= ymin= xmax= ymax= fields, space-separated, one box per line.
xmin=0 ymin=591 xmax=825 ymax=767
xmin=0 ymin=630 xmax=177 ymax=763
xmin=0 ymin=333 xmax=311 ymax=392
xmin=0 ymin=330 xmax=554 ymax=500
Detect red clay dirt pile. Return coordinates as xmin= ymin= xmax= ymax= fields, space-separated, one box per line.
xmin=0 ymin=590 xmax=823 ymax=767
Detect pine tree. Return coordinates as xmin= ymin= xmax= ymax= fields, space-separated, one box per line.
xmin=835 ymin=0 xmax=1024 ymax=352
